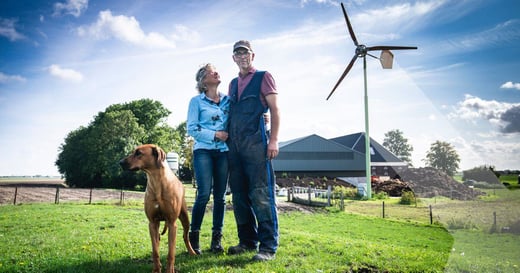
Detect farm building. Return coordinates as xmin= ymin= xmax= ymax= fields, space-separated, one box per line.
xmin=272 ymin=132 xmax=408 ymax=178
xmin=330 ymin=132 xmax=408 ymax=177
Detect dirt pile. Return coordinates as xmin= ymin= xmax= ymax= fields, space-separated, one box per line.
xmin=371 ymin=179 xmax=413 ymax=197
xmin=397 ymin=167 xmax=484 ymax=200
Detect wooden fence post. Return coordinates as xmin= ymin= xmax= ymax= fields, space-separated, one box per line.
xmin=491 ymin=211 xmax=497 ymax=233
xmin=307 ymin=185 xmax=311 ymax=205
xmin=327 ymin=185 xmax=331 ymax=206
xmin=13 ymin=186 xmax=18 ymax=205
xmin=429 ymin=205 xmax=433 ymax=225
xmin=382 ymin=201 xmax=385 ymax=218
xmin=55 ymin=186 xmax=60 ymax=204
xmin=89 ymin=188 xmax=93 ymax=204
xmin=340 ymin=192 xmax=344 ymax=211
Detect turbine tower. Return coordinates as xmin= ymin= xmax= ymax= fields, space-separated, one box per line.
xmin=326 ymin=3 xmax=417 ymax=198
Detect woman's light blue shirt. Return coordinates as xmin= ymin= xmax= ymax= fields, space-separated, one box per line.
xmin=187 ymin=92 xmax=229 ymax=152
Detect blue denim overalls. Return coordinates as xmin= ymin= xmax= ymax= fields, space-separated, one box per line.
xmin=227 ymin=71 xmax=279 ymax=254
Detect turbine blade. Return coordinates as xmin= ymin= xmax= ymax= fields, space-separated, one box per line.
xmin=367 ymin=46 xmax=418 ymax=51
xmin=326 ymin=54 xmax=358 ymax=100
xmin=341 ymin=3 xmax=358 ymax=46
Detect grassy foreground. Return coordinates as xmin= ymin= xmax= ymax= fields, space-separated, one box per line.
xmin=0 ymin=200 xmax=452 ymax=273
xmin=341 ymin=186 xmax=520 ymax=273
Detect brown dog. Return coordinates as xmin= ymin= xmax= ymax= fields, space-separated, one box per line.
xmin=120 ymin=144 xmax=196 ymax=273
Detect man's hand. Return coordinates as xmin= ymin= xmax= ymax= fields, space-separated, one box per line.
xmin=267 ymin=141 xmax=278 ymax=160
xmin=215 ymin=131 xmax=228 ymax=142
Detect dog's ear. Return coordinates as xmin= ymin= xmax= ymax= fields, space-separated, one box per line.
xmin=152 ymin=145 xmax=166 ymax=167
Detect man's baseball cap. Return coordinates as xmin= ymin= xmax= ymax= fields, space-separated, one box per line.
xmin=233 ymin=40 xmax=252 ymax=52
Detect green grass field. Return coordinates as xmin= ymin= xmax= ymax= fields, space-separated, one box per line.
xmin=0 ymin=182 xmax=519 ymax=272
xmin=0 ymin=201 xmax=452 ymax=272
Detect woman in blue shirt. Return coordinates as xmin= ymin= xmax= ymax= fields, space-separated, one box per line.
xmin=187 ymin=63 xmax=229 ymax=254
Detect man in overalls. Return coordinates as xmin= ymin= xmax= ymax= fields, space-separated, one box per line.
xmin=226 ymin=40 xmax=281 ymax=262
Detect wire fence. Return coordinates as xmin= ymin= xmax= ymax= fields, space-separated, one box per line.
xmin=2 ymin=184 xmax=518 ymax=235
xmin=0 ymin=186 xmax=144 ymax=205
xmin=283 ymin=184 xmax=520 ymax=234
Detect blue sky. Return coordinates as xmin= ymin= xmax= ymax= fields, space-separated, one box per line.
xmin=1 ymin=0 xmax=519 ymax=176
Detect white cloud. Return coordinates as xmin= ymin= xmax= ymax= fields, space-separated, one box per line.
xmin=449 ymin=94 xmax=520 ymax=133
xmin=0 ymin=18 xmax=26 ymax=41
xmin=77 ymin=10 xmax=176 ymax=49
xmin=53 ymin=0 xmax=88 ymax=17
xmin=465 ymin=138 xmax=520 ymax=169
xmin=449 ymin=94 xmax=505 ymax=121
xmin=48 ymin=65 xmax=84 ymax=82
xmin=500 ymin=81 xmax=520 ymax=90
xmin=0 ymin=72 xmax=26 ymax=83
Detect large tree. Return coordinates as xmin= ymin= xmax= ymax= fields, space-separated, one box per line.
xmin=382 ymin=129 xmax=414 ymax=165
xmin=423 ymin=140 xmax=460 ymax=176
xmin=100 ymin=99 xmax=176 ymax=150
xmin=56 ymin=99 xmax=181 ymax=188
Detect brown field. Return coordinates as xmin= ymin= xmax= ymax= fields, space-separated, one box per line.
xmin=0 ymin=178 xmax=314 ymax=213
xmin=0 ymin=178 xmax=145 ymax=205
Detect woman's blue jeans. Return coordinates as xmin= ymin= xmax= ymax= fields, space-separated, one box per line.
xmin=191 ymin=149 xmax=228 ymax=233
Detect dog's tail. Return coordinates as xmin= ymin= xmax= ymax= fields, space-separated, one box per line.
xmin=180 ymin=200 xmax=197 ymax=255
xmin=160 ymin=222 xmax=168 ymax=235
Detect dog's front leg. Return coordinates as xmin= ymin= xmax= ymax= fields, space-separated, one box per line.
xmin=165 ymin=220 xmax=178 ymax=273
xmin=149 ymin=221 xmax=162 ymax=273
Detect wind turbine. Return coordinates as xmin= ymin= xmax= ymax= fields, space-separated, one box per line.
xmin=326 ymin=3 xmax=417 ymax=198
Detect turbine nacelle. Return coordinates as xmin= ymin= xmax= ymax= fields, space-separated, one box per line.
xmin=356 ymin=44 xmax=367 ymax=57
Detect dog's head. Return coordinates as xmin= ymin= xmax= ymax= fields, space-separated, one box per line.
xmin=119 ymin=144 xmax=166 ymax=172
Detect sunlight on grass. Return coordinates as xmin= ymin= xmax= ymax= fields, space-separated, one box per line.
xmin=0 ymin=202 xmax=452 ymax=273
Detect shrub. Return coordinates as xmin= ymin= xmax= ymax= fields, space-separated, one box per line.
xmin=332 ymin=186 xmax=357 ymax=199
xmin=373 ymin=191 xmax=388 ymax=200
xmin=399 ymin=190 xmax=415 ymax=205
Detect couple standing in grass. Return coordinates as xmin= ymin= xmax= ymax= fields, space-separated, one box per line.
xmin=186 ymin=40 xmax=281 ymax=262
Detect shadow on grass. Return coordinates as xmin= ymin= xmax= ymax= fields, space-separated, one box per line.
xmin=37 ymin=252 xmax=254 ymax=273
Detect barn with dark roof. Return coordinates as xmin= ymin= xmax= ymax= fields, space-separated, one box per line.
xmin=272 ymin=132 xmax=408 ymax=178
